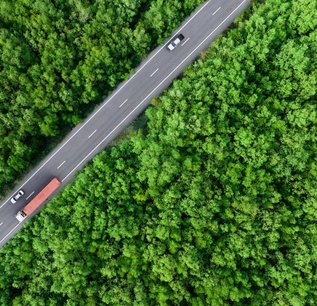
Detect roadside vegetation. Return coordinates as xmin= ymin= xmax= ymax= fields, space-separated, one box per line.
xmin=0 ymin=0 xmax=204 ymax=196
xmin=1 ymin=0 xmax=317 ymax=305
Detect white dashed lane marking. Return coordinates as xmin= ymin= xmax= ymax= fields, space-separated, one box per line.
xmin=57 ymin=161 xmax=66 ymax=169
xmin=88 ymin=130 xmax=97 ymax=139
xmin=0 ymin=0 xmax=213 ymax=210
xmin=119 ymin=99 xmax=128 ymax=108
xmin=150 ymin=68 xmax=159 ymax=77
xmin=26 ymin=191 xmax=35 ymax=200
xmin=181 ymin=37 xmax=190 ymax=46
xmin=212 ymin=6 xmax=221 ymax=15
xmin=62 ymin=0 xmax=249 ymax=183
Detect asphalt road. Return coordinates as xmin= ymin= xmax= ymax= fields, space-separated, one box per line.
xmin=0 ymin=0 xmax=251 ymax=247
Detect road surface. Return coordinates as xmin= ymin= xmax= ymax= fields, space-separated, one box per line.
xmin=0 ymin=0 xmax=251 ymax=247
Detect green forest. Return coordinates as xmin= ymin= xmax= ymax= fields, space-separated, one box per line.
xmin=1 ymin=0 xmax=317 ymax=305
xmin=0 ymin=0 xmax=203 ymax=196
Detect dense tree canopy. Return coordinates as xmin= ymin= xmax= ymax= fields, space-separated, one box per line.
xmin=0 ymin=0 xmax=203 ymax=196
xmin=1 ymin=0 xmax=317 ymax=305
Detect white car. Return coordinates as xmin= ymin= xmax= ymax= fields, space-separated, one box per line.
xmin=10 ymin=190 xmax=24 ymax=204
xmin=167 ymin=34 xmax=185 ymax=51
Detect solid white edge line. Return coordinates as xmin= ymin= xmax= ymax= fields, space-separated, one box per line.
xmin=119 ymin=99 xmax=128 ymax=108
xmin=0 ymin=0 xmax=212 ymax=209
xmin=150 ymin=68 xmax=159 ymax=77
xmin=181 ymin=37 xmax=190 ymax=46
xmin=88 ymin=129 xmax=97 ymax=139
xmin=212 ymin=6 xmax=221 ymax=15
xmin=62 ymin=0 xmax=248 ymax=183
xmin=0 ymin=223 xmax=21 ymax=244
xmin=57 ymin=161 xmax=66 ymax=169
xmin=26 ymin=191 xmax=35 ymax=200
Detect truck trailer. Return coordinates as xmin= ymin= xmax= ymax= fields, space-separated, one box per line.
xmin=16 ymin=177 xmax=61 ymax=222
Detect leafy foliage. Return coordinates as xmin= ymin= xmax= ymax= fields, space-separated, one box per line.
xmin=1 ymin=0 xmax=317 ymax=305
xmin=0 ymin=0 xmax=203 ymax=196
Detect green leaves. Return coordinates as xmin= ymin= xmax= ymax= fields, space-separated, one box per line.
xmin=1 ymin=0 xmax=317 ymax=305
xmin=0 ymin=0 xmax=202 ymax=196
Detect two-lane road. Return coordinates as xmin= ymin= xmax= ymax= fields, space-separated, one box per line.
xmin=0 ymin=0 xmax=251 ymax=247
